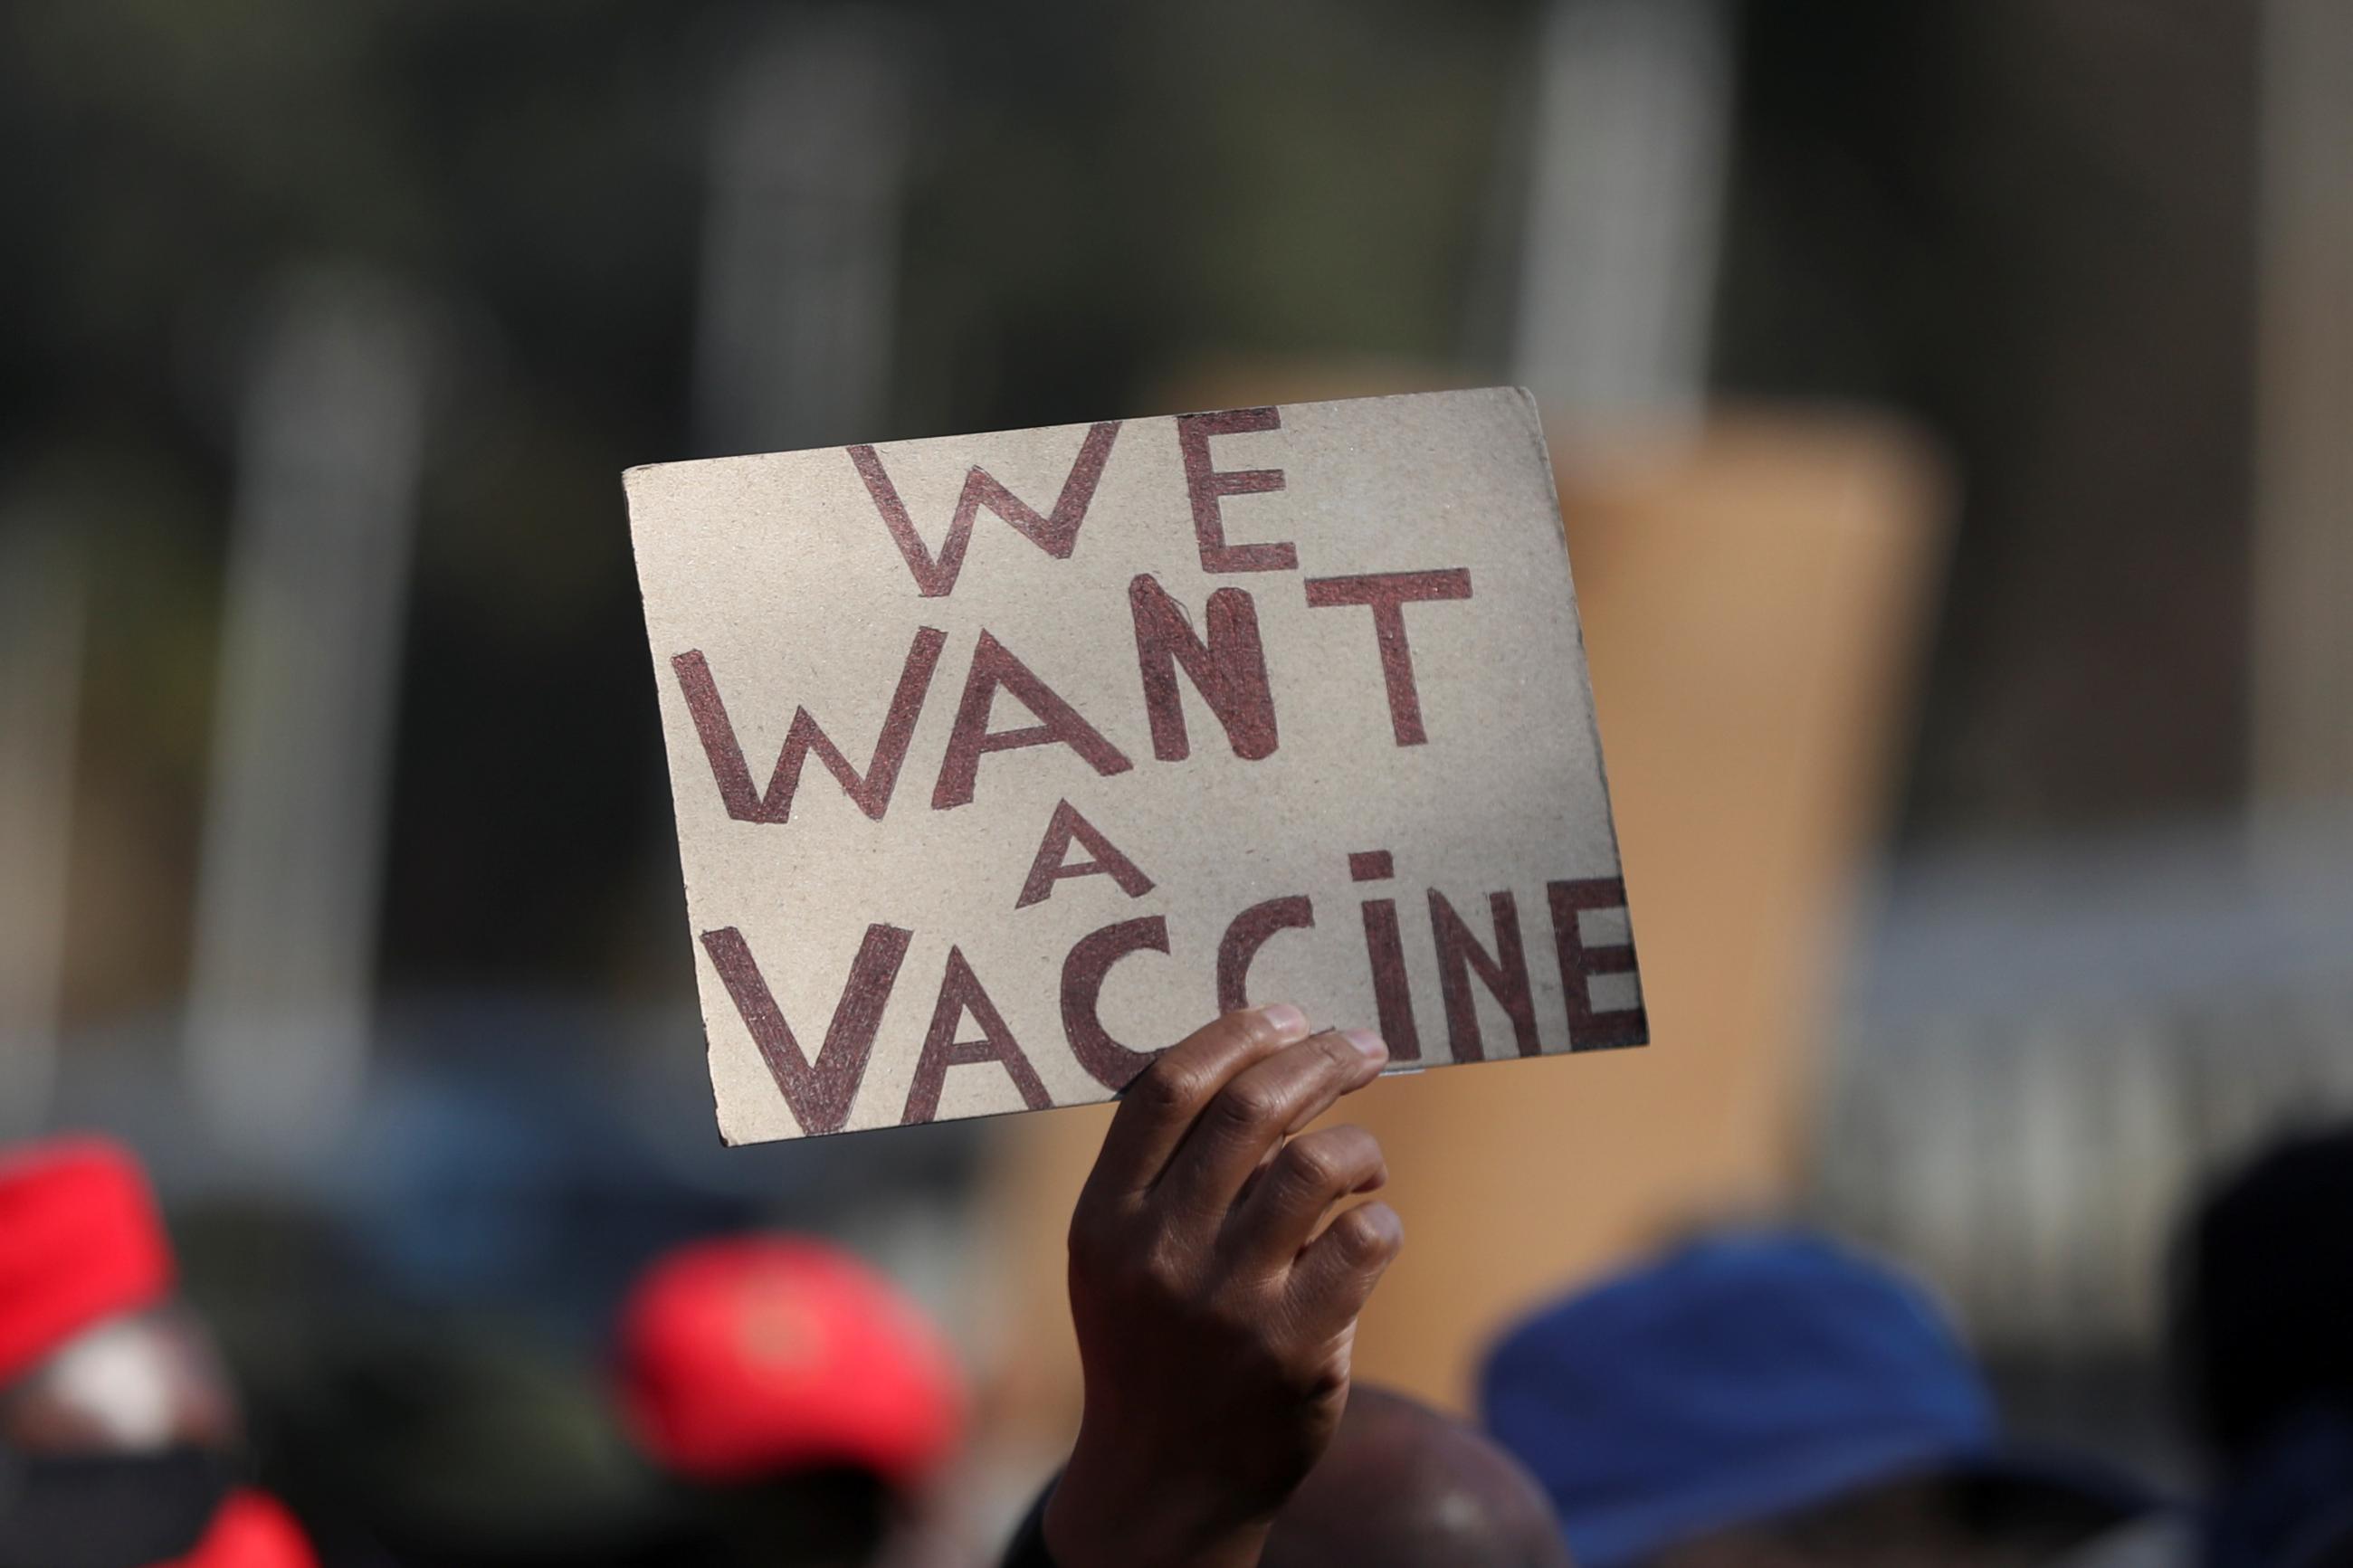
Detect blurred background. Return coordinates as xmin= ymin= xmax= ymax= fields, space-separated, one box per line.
xmin=3 ymin=0 xmax=2350 ymax=1559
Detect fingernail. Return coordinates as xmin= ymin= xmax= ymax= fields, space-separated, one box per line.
xmin=1259 ymin=1003 xmax=1309 ymax=1039
xmin=1343 ymin=1027 xmax=1388 ymax=1064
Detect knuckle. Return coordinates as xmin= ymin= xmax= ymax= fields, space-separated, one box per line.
xmin=1220 ymin=1007 xmax=1281 ymax=1050
xmin=1278 ymin=1136 xmax=1344 ymax=1193
xmin=1272 ymin=1341 xmax=1354 ymax=1407
xmin=1209 ymin=1079 xmax=1283 ymax=1136
xmin=1329 ymin=1204 xmax=1398 ymax=1265
xmin=1315 ymin=1031 xmax=1361 ymax=1074
xmin=1131 ymin=1059 xmax=1202 ymax=1120
xmin=1138 ymin=1240 xmax=1193 ymax=1296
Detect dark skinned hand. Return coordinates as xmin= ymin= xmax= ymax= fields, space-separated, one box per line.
xmin=1043 ymin=1004 xmax=1402 ymax=1568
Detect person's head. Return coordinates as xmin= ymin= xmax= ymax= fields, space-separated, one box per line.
xmin=615 ymin=1234 xmax=965 ymax=1567
xmin=1481 ymin=1229 xmax=2141 ymax=1568
xmin=0 ymin=1136 xmax=314 ymax=1568
xmin=1260 ymin=1385 xmax=1569 ymax=1568
xmin=2170 ymin=1123 xmax=2353 ymax=1469
xmin=0 ymin=1139 xmax=233 ymax=1456
xmin=2169 ymin=1126 xmax=2353 ymax=1568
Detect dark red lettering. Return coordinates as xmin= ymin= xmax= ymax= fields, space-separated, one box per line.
xmin=901 ymin=946 xmax=1052 ymax=1124
xmin=1428 ymin=889 xmax=1540 ymax=1063
xmin=1215 ymin=895 xmax=1314 ymax=1013
xmin=1303 ymin=569 xmax=1474 ymax=746
xmin=849 ymin=422 xmax=1121 ymax=597
xmin=700 ymin=923 xmax=912 ymax=1136
xmin=1061 ymin=916 xmax=1170 ymax=1089
xmin=1177 ymin=407 xmax=1296 ymax=573
xmin=1358 ymin=898 xmax=1422 ymax=1061
xmin=1016 ymin=799 xmax=1156 ymax=909
xmin=1129 ymin=575 xmax=1279 ymax=762
xmin=672 ymin=628 xmax=948 ymax=824
xmin=1548 ymin=877 xmax=1645 ymax=1050
xmin=933 ymin=632 xmax=1133 ymax=810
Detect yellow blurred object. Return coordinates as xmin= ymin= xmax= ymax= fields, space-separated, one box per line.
xmin=967 ymin=374 xmax=1946 ymax=1440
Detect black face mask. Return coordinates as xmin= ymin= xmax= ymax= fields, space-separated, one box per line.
xmin=0 ymin=1448 xmax=237 ymax=1568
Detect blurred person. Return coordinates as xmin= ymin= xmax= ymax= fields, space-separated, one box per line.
xmin=1253 ymin=1383 xmax=1570 ymax=1568
xmin=998 ymin=1005 xmax=1570 ymax=1567
xmin=0 ymin=1136 xmax=317 ymax=1568
xmin=2170 ymin=1125 xmax=2353 ymax=1568
xmin=1482 ymin=1229 xmax=2149 ymax=1568
xmin=615 ymin=1235 xmax=965 ymax=1568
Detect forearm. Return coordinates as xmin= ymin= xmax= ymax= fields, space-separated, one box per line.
xmin=1043 ymin=1450 xmax=1272 ymax=1568
xmin=1001 ymin=1469 xmax=1271 ymax=1568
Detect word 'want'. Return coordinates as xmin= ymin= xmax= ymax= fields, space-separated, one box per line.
xmin=668 ymin=410 xmax=1475 ymax=826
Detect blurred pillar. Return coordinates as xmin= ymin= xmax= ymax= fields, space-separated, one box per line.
xmin=186 ymin=268 xmax=435 ymax=1169
xmin=0 ymin=527 xmax=81 ymax=1138
xmin=2250 ymin=0 xmax=2353 ymax=827
xmin=1512 ymin=0 xmax=1733 ymax=434
xmin=694 ymin=11 xmax=914 ymax=457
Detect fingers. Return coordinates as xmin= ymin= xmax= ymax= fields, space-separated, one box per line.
xmin=1155 ymin=1027 xmax=1388 ymax=1221
xmin=1286 ymin=1198 xmax=1405 ymax=1335
xmin=1224 ymin=1124 xmax=1386 ymax=1273
xmin=1084 ymin=1005 xmax=1311 ymax=1202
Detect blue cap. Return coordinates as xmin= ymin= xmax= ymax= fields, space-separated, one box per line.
xmin=1480 ymin=1229 xmax=2100 ymax=1568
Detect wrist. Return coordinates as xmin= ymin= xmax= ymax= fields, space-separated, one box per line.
xmin=1044 ymin=1438 xmax=1272 ymax=1568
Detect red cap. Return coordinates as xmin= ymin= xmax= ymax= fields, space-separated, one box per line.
xmin=0 ymin=1136 xmax=176 ymax=1385
xmin=159 ymin=1490 xmax=319 ymax=1568
xmin=616 ymin=1236 xmax=965 ymax=1488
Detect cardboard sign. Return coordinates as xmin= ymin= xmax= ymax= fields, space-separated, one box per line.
xmin=626 ymin=387 xmax=1644 ymax=1144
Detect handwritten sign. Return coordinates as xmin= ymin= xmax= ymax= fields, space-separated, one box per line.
xmin=626 ymin=387 xmax=1643 ymax=1143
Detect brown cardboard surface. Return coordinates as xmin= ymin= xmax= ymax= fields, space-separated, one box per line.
xmin=625 ymin=388 xmax=1643 ymax=1142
